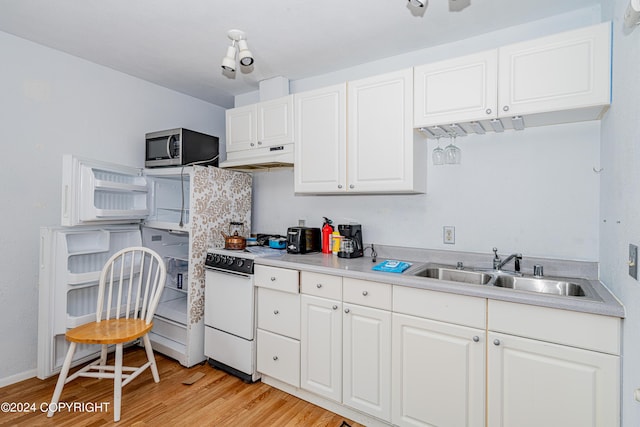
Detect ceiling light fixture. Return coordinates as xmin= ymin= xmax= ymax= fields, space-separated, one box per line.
xmin=408 ymin=0 xmax=425 ymax=7
xmin=221 ymin=29 xmax=254 ymax=72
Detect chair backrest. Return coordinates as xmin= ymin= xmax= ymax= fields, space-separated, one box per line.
xmin=96 ymin=246 xmax=167 ymax=324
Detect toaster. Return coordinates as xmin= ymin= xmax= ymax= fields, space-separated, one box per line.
xmin=286 ymin=227 xmax=321 ymax=254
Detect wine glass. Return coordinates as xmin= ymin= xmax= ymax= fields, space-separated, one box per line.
xmin=444 ymin=135 xmax=461 ymax=165
xmin=432 ymin=136 xmax=444 ymax=165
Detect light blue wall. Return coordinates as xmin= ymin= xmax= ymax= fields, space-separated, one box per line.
xmin=600 ymin=1 xmax=640 ymax=425
xmin=0 ymin=31 xmax=226 ymax=385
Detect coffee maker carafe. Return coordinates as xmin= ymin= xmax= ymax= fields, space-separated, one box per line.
xmin=337 ymin=224 xmax=363 ymax=258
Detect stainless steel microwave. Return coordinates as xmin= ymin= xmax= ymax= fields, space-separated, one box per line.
xmin=145 ymin=128 xmax=219 ymax=168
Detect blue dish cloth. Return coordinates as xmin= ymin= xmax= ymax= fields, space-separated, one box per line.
xmin=372 ymin=260 xmax=412 ymax=273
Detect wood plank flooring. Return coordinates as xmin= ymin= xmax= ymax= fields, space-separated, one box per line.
xmin=0 ymin=347 xmax=363 ymax=426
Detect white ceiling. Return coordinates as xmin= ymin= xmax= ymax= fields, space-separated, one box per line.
xmin=0 ymin=0 xmax=604 ymax=109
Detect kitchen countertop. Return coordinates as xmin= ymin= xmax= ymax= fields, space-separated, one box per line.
xmin=255 ymin=252 xmax=625 ymax=318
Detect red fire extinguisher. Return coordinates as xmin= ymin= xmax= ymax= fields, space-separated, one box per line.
xmin=322 ymin=217 xmax=334 ymax=254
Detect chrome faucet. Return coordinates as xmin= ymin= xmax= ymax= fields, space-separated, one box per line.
xmin=492 ymin=247 xmax=522 ymax=273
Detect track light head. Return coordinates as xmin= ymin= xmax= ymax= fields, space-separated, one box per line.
xmin=221 ymin=44 xmax=237 ymax=72
xmin=237 ymin=39 xmax=254 ymax=67
xmin=408 ymin=0 xmax=425 ymax=7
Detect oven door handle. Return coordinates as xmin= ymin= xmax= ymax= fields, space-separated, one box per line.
xmin=205 ymin=266 xmax=252 ymax=278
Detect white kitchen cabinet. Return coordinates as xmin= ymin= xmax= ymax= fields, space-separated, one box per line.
xmin=348 ymin=68 xmax=425 ymax=194
xmin=414 ymin=22 xmax=611 ymax=133
xmin=300 ymin=294 xmax=343 ymax=403
xmin=487 ymin=332 xmax=619 ymax=427
xmin=391 ymin=286 xmax=486 ymax=427
xmin=414 ymin=49 xmax=498 ymax=128
xmin=294 ymin=83 xmax=347 ymax=193
xmin=343 ymin=302 xmax=392 ymax=422
xmin=487 ymin=300 xmax=620 ymax=427
xmin=294 ymin=69 xmax=426 ymax=194
xmin=392 ymin=313 xmax=485 ymax=427
xmin=255 ymin=265 xmax=301 ymax=388
xmin=498 ymin=22 xmax=611 ymax=122
xmin=225 ymin=95 xmax=294 ymax=153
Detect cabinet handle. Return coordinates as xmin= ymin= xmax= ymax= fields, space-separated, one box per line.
xmin=338 ymin=184 xmax=343 ymax=189
xmin=258 ymin=141 xmax=263 ymax=145
xmin=493 ymin=339 xmax=501 ymax=346
xmin=349 ymin=184 xmax=355 ymax=189
xmin=333 ymin=305 xmax=338 ymax=310
xmin=273 ymin=310 xmax=279 ymax=315
xmin=316 ymin=283 xmax=322 ymax=288
xmin=473 ymin=336 xmax=480 ymax=342
xmin=250 ymin=142 xmax=255 ymax=147
xmin=503 ymin=106 xmax=509 ymax=112
xmin=344 ymin=308 xmax=350 ymax=313
xmin=362 ymin=290 xmax=368 ymax=296
xmin=273 ymin=356 xmax=278 ymax=361
xmin=485 ymin=108 xmax=492 ymax=115
xmin=270 ymin=277 xmax=276 ymax=281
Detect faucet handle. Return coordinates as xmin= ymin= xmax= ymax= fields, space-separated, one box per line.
xmin=533 ymin=265 xmax=544 ymax=278
xmin=492 ymin=247 xmax=499 ymax=259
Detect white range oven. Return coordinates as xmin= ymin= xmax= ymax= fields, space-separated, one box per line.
xmin=204 ymin=248 xmax=262 ymax=383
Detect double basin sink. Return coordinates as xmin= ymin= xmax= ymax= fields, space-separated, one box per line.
xmin=412 ymin=264 xmax=600 ymax=300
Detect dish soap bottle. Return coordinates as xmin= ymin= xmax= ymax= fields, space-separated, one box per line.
xmin=322 ymin=217 xmax=334 ymax=254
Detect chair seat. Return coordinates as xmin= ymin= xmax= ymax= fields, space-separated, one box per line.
xmin=66 ymin=318 xmax=153 ymax=344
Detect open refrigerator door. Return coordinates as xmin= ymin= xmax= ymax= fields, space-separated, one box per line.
xmin=38 ymin=155 xmax=252 ymax=378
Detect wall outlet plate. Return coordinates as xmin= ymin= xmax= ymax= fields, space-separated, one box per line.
xmin=630 ymin=244 xmax=638 ymax=280
xmin=443 ymin=226 xmax=455 ymax=244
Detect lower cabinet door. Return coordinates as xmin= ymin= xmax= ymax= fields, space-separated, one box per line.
xmin=256 ymin=329 xmax=300 ymax=387
xmin=342 ymin=303 xmax=392 ymax=421
xmin=487 ymin=332 xmax=620 ymax=427
xmin=392 ymin=313 xmax=486 ymax=427
xmin=300 ymin=295 xmax=343 ymax=402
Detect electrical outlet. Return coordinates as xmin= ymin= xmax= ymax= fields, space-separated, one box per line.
xmin=443 ymin=226 xmax=455 ymax=244
xmin=630 ymin=244 xmax=638 ymax=280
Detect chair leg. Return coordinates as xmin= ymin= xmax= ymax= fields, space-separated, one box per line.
xmin=142 ymin=334 xmax=160 ymax=383
xmin=114 ymin=343 xmax=123 ymax=422
xmin=47 ymin=342 xmax=77 ymax=418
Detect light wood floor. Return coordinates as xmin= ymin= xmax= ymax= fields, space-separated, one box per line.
xmin=0 ymin=347 xmax=363 ymax=426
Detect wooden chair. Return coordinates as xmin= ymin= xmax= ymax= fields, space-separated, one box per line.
xmin=47 ymin=246 xmax=167 ymax=422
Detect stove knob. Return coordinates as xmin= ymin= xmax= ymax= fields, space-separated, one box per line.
xmin=213 ymin=255 xmax=221 ymax=264
xmin=237 ymin=259 xmax=245 ymax=267
xmin=226 ymin=257 xmax=234 ymax=265
xmin=206 ymin=253 xmax=214 ymax=263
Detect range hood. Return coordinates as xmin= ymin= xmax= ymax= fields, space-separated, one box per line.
xmin=219 ymin=144 xmax=294 ymax=170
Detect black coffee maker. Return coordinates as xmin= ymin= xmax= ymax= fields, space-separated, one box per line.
xmin=337 ymin=224 xmax=364 ymax=258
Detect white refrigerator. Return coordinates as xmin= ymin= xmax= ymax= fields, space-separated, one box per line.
xmin=37 ymin=155 xmax=252 ymax=379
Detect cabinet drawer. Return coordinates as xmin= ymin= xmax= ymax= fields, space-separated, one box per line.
xmin=393 ymin=286 xmax=486 ymax=329
xmin=488 ymin=300 xmax=621 ymax=355
xmin=255 ymin=265 xmax=299 ymax=293
xmin=257 ymin=288 xmax=300 ymax=339
xmin=257 ymin=329 xmax=300 ymax=387
xmin=343 ymin=278 xmax=392 ymax=310
xmin=301 ymin=271 xmax=342 ymax=299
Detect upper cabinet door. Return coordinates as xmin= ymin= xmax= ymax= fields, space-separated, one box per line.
xmin=258 ymin=95 xmax=294 ymax=148
xmin=348 ymin=68 xmax=419 ymax=193
xmin=61 ymin=155 xmax=148 ymax=226
xmin=498 ymin=22 xmax=611 ymax=117
xmin=225 ymin=104 xmax=257 ymax=153
xmin=414 ymin=50 xmax=498 ymax=127
xmin=294 ymin=84 xmax=347 ymax=193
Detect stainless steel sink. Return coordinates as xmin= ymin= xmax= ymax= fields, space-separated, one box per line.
xmin=412 ymin=266 xmax=492 ymax=285
xmin=493 ymin=275 xmax=587 ymax=296
xmin=410 ymin=263 xmax=601 ymax=301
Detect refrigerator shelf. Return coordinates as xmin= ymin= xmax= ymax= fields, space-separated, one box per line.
xmin=94 ymin=179 xmax=147 ymax=193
